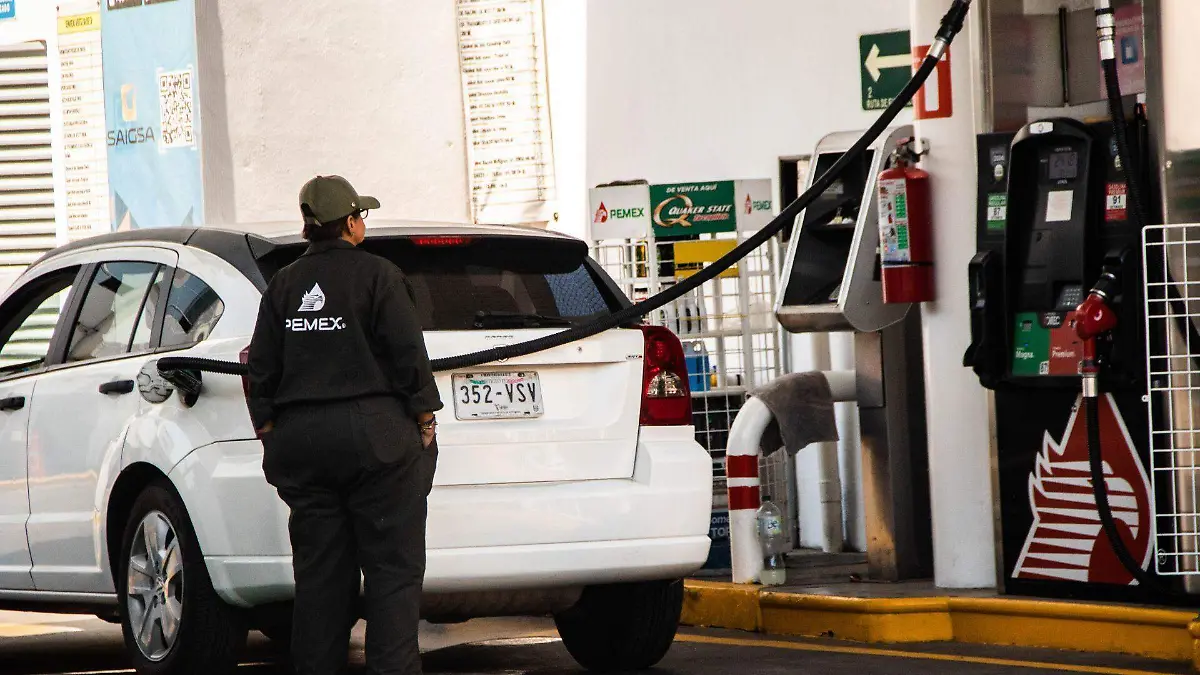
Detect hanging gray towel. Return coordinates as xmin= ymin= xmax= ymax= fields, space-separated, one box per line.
xmin=753 ymin=371 xmax=840 ymax=457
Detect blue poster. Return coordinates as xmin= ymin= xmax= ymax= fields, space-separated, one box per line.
xmin=102 ymin=0 xmax=202 ymax=230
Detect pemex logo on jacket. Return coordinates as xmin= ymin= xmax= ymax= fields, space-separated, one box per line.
xmin=1013 ymin=393 xmax=1152 ymax=585
xmin=287 ymin=282 xmax=344 ymax=332
xmin=298 ymin=283 xmax=326 ymax=312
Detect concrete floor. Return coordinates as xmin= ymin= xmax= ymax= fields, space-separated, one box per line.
xmin=0 ymin=610 xmax=1190 ymax=674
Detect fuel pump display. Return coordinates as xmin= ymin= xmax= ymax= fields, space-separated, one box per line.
xmin=1005 ymin=121 xmax=1097 ymax=378
xmin=965 ymin=115 xmax=1165 ymax=602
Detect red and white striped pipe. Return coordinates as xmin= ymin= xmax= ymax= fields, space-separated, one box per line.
xmin=726 ymin=371 xmax=857 ymax=584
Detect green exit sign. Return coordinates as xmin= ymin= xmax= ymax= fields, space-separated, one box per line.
xmin=860 ymin=30 xmax=913 ymax=111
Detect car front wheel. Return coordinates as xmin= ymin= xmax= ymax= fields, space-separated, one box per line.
xmin=554 ymin=579 xmax=684 ymax=672
xmin=118 ymin=482 xmax=247 ymax=675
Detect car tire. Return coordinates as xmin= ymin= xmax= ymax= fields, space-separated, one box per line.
xmin=118 ymin=481 xmax=248 ymax=675
xmin=554 ymin=579 xmax=684 ymax=672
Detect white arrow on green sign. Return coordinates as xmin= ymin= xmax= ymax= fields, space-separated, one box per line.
xmin=865 ymin=43 xmax=911 ymax=82
xmin=859 ymin=30 xmax=912 ymax=111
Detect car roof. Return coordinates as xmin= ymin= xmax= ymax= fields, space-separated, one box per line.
xmin=225 ymin=219 xmax=577 ymax=243
xmin=31 ymin=219 xmax=579 ymax=266
xmin=23 ymin=220 xmax=584 ymax=292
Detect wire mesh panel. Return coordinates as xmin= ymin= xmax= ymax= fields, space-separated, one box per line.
xmin=1143 ymin=223 xmax=1200 ymax=575
xmin=593 ymin=227 xmax=788 ymax=539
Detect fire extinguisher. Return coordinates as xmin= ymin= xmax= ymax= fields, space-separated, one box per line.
xmin=876 ymin=143 xmax=935 ymax=304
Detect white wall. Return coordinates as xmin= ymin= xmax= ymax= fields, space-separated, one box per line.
xmin=912 ymin=0 xmax=995 ymax=589
xmin=586 ymin=0 xmax=912 ymax=190
xmin=197 ymin=1 xmax=471 ymax=226
xmin=543 ymin=3 xmax=589 ymax=239
xmin=586 ymin=0 xmax=913 ymax=552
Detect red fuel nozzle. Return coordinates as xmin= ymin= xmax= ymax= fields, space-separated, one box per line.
xmin=1076 ymin=292 xmax=1116 ymax=375
xmin=1075 ymin=290 xmax=1119 ymax=342
xmin=1075 ymin=269 xmax=1120 ymax=377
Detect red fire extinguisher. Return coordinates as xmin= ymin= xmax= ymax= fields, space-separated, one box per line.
xmin=876 ymin=145 xmax=935 ymax=304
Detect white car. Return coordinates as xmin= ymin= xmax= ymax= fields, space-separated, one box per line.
xmin=0 ymin=222 xmax=713 ymax=674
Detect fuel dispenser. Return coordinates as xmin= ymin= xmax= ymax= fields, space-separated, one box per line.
xmin=776 ymin=125 xmax=934 ymax=581
xmin=964 ymin=113 xmax=1171 ymax=601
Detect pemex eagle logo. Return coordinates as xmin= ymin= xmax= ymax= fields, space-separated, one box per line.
xmin=1013 ymin=394 xmax=1152 ymax=585
xmin=298 ymin=283 xmax=326 ymax=313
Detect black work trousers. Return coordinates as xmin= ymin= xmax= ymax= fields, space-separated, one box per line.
xmin=263 ymin=396 xmax=436 ymax=675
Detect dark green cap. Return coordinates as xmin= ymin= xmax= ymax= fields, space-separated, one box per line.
xmin=298 ymin=175 xmax=380 ymax=224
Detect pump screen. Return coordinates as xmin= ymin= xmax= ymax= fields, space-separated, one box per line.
xmin=1048 ymin=151 xmax=1078 ymax=180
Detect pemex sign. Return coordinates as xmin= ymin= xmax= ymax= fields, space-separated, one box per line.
xmin=589 ymin=179 xmax=773 ymax=241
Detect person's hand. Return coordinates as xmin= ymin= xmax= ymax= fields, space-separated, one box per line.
xmin=256 ymin=421 xmax=274 ymax=437
xmin=417 ymin=414 xmax=436 ymax=449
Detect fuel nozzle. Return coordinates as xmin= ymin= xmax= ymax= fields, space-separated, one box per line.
xmin=1075 ymin=249 xmax=1129 ymax=393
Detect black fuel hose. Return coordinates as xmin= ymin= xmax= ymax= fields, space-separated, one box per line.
xmin=1102 ymin=66 xmax=1147 ymax=234
xmin=1084 ymin=2 xmax=1175 ymax=595
xmin=1084 ymin=394 xmax=1160 ymax=589
xmin=160 ymin=0 xmax=973 ymax=379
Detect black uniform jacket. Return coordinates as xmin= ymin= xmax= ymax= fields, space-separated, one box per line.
xmin=245 ymin=239 xmax=443 ymax=431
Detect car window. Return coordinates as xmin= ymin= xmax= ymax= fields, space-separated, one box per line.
xmin=250 ymin=236 xmax=625 ymax=331
xmin=131 ymin=270 xmax=169 ymax=353
xmin=0 ymin=269 xmax=78 ymax=377
xmin=66 ymin=262 xmax=160 ymax=363
xmin=405 ymin=262 xmax=612 ymax=330
xmin=160 ymin=269 xmax=225 ymax=348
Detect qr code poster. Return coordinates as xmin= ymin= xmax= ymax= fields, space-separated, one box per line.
xmin=157 ymin=68 xmax=196 ymax=149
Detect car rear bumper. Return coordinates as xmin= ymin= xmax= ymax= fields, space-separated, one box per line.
xmin=169 ymin=426 xmax=714 ymax=607
xmin=205 ymin=534 xmax=710 ymax=606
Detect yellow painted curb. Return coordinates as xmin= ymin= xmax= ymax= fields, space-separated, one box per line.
xmin=681 ymin=581 xmax=1200 ymax=667
xmin=1187 ymin=618 xmax=1200 ymax=671
xmin=760 ymin=593 xmax=953 ymax=643
xmin=948 ymin=597 xmax=1194 ymax=663
xmin=681 ymin=580 xmax=761 ymax=633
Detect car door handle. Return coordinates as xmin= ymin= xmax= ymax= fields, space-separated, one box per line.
xmin=0 ymin=396 xmax=24 ymax=411
xmin=99 ymin=380 xmax=136 ymax=396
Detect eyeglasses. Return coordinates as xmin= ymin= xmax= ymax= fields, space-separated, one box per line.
xmin=358 ymin=210 xmax=369 ymax=221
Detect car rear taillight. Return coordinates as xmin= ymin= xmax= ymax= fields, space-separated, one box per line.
xmin=639 ymin=325 xmax=692 ymax=427
xmin=411 ymin=236 xmax=474 ymax=247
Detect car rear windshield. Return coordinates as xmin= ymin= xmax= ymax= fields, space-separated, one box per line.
xmin=255 ymin=235 xmax=627 ymax=331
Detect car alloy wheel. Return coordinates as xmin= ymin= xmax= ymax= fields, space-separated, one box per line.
xmin=126 ymin=510 xmax=184 ymax=661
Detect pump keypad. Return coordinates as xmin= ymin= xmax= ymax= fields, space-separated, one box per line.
xmin=1054 ymin=284 xmax=1084 ymax=311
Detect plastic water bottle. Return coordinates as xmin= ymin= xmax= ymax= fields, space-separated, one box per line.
xmin=756 ymin=496 xmax=787 ymax=586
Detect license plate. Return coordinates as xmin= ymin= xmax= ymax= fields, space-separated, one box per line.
xmin=451 ymin=371 xmax=543 ymax=420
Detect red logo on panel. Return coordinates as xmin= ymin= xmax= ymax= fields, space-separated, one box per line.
xmin=593 ymin=202 xmax=608 ymax=224
xmin=1013 ymin=394 xmax=1152 ymax=585
xmin=1047 ymin=312 xmax=1084 ymax=376
xmin=913 ymin=44 xmax=953 ymax=120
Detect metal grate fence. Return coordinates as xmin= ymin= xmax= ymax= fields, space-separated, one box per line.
xmin=1143 ymin=223 xmax=1200 ymax=575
